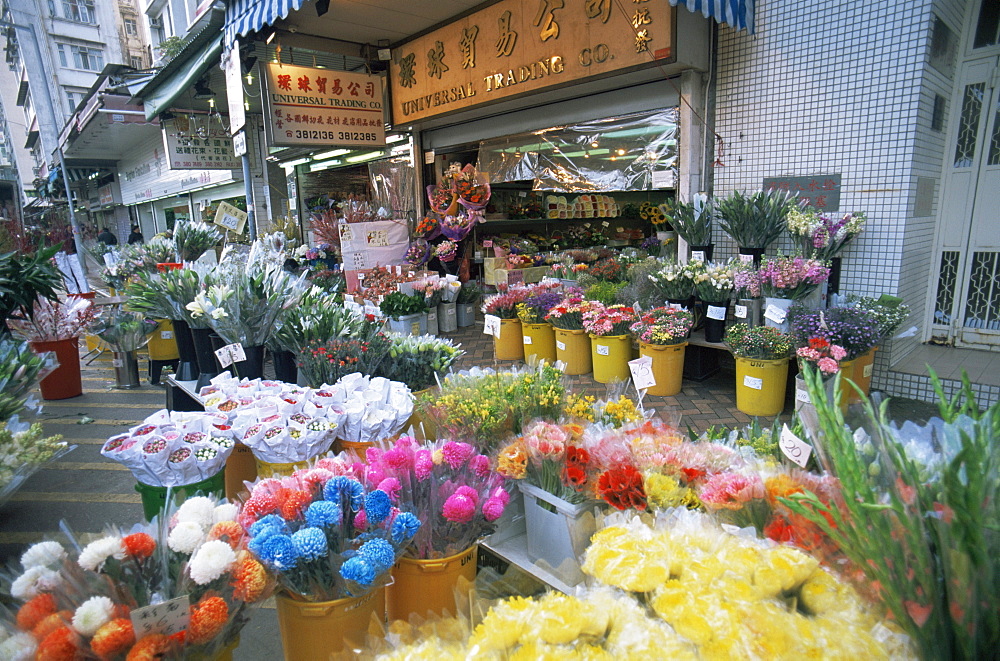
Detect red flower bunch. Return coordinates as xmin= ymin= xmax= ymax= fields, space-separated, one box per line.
xmin=562 ymin=445 xmax=590 ymax=488
xmin=414 ymin=215 xmax=440 ymax=238
xmin=597 ymin=464 xmax=647 ymax=511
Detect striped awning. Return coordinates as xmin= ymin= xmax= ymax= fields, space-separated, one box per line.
xmin=669 ymin=0 xmax=755 ymax=33
xmin=224 ymin=0 xmax=307 ymax=49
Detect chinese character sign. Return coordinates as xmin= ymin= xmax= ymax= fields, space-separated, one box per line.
xmin=762 ymin=175 xmax=841 ymax=211
xmin=161 ymin=116 xmax=240 ymax=170
xmin=263 ymin=62 xmax=386 ymax=148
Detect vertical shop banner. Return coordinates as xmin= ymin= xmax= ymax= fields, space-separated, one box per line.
xmin=263 ymin=63 xmax=386 ymax=148
xmin=224 ymin=46 xmax=246 ymax=134
xmin=339 ymin=220 xmax=408 ymax=269
xmin=162 ymin=116 xmax=240 ymax=170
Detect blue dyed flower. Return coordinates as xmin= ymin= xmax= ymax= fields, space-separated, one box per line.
xmin=364 ymin=490 xmax=392 ymax=525
xmin=258 ymin=534 xmax=299 ymax=571
xmin=247 ymin=524 xmax=282 ymax=555
xmin=250 ymin=514 xmax=288 ymax=537
xmin=291 ymin=527 xmax=328 ymax=561
xmin=340 ymin=556 xmax=376 ymax=587
xmin=358 ymin=538 xmax=396 ymax=573
xmin=305 ymin=500 xmax=342 ymax=528
xmin=390 ymin=512 xmax=421 ymax=544
xmin=324 ymin=476 xmax=365 ymax=511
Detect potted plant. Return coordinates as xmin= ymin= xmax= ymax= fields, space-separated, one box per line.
xmin=716 ymin=189 xmax=797 ymax=265
xmin=0 ymin=245 xmax=63 ymax=337
xmin=89 ymin=309 xmax=158 ymax=389
xmin=8 ymin=297 xmax=95 ymax=400
xmin=173 ymin=220 xmax=222 ymax=263
xmin=456 ymin=282 xmax=480 ymax=327
xmin=725 ymin=323 xmax=794 ymax=417
xmin=629 ymin=307 xmax=694 ymax=396
xmin=758 ymin=256 xmax=830 ymax=331
xmin=582 ymin=302 xmax=638 ymax=383
xmin=669 ymin=192 xmax=713 ymax=260
xmin=125 ymin=269 xmax=199 ymax=382
xmin=690 ymin=260 xmax=735 ymax=342
xmin=482 ymin=287 xmax=530 ymax=361
xmin=516 ymin=287 xmax=563 ymax=364
xmin=380 ymin=291 xmax=430 ymax=335
xmin=544 ymin=295 xmax=597 ymax=375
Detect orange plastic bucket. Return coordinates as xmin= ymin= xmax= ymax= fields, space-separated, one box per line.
xmin=31 ymin=337 xmax=82 ymax=400
xmin=386 ymin=546 xmax=477 ymax=622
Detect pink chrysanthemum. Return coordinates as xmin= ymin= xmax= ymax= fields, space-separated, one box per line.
xmin=441 ymin=441 xmax=475 ymax=469
xmin=441 ymin=493 xmax=476 ymax=523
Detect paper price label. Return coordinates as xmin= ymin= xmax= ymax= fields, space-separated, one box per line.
xmin=863 ymin=363 xmax=873 ymax=378
xmin=556 ymin=340 xmax=566 ymax=351
xmin=523 ymin=335 xmax=532 ymax=345
xmin=780 ymin=424 xmax=812 ymax=468
xmin=691 ymin=250 xmax=706 ymax=262
xmin=446 ymin=308 xmax=455 ymax=316
xmin=596 ymin=344 xmax=610 ymax=356
xmin=764 ymin=304 xmax=787 ymax=323
xmin=616 ymin=227 xmax=625 ymax=232
xmin=112 ymin=358 xmax=123 ymax=368
xmin=483 ymin=240 xmax=493 ymax=248
xmin=160 ymin=331 xmax=173 ymax=340
xmin=734 ymin=305 xmax=748 ymax=319
xmin=394 ymin=265 xmax=402 ymax=275
xmin=483 ymin=314 xmax=502 ymax=338
xmin=131 ymin=594 xmax=190 ymax=638
xmin=796 ymin=388 xmax=811 ymax=403
xmin=424 ymin=150 xmax=435 ymax=164
xmin=628 ymin=355 xmax=657 ymax=390
xmin=738 ymin=253 xmax=754 ymax=264
xmin=707 ymin=305 xmax=727 ymax=321
xmin=518 ymin=191 xmax=528 ymax=197
xmin=584 ymin=223 xmax=592 ymax=228
xmin=357 ymin=272 xmax=366 ymax=281
xmin=669 ymin=303 xmax=684 ymax=311
xmin=215 ymin=343 xmax=246 ymax=368
xmin=743 ymin=375 xmax=763 ymax=390
xmin=601 ymin=221 xmax=610 ymax=227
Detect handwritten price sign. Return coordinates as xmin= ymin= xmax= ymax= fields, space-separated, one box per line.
xmin=780 ymin=424 xmax=812 ymax=468
xmin=628 ymin=355 xmax=657 ymax=390
xmin=130 ymin=595 xmax=189 ymax=638
xmin=214 ymin=343 xmax=246 ymax=368
xmin=483 ymin=314 xmax=502 ymax=338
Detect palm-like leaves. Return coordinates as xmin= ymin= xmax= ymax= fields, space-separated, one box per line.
xmin=716 ymin=189 xmax=797 ymax=250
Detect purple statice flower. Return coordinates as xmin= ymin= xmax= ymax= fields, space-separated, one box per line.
xmin=787 ymin=305 xmax=881 ymax=360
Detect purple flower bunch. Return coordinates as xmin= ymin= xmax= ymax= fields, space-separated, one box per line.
xmin=787 ymin=305 xmax=881 ymax=360
xmin=517 ymin=289 xmax=564 ymax=324
xmin=405 ymin=241 xmax=430 ymax=266
xmin=758 ymin=256 xmax=830 ymax=300
xmin=733 ymin=264 xmax=762 ymax=298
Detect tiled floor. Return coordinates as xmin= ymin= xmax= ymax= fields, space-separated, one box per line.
xmin=891 ymin=343 xmax=1000 ymax=387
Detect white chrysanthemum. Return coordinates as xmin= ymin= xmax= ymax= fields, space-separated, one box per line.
xmin=213 ymin=503 xmax=238 ymax=524
xmin=72 ymin=595 xmax=115 ymax=636
xmin=167 ymin=520 xmax=205 ymax=554
xmin=188 ymin=539 xmax=237 ymax=585
xmin=175 ymin=496 xmax=216 ymax=527
xmin=78 ymin=536 xmax=125 ymax=571
xmin=0 ymin=632 xmax=37 ymax=661
xmin=20 ymin=541 xmax=66 ymax=569
xmin=10 ymin=565 xmax=60 ymax=600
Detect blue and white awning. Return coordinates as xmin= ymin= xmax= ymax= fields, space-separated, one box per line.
xmin=669 ymin=0 xmax=755 ymax=34
xmin=224 ymin=0 xmax=307 ymax=49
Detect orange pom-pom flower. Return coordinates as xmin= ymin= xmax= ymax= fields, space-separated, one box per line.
xmin=126 ymin=634 xmax=173 ymax=661
xmin=122 ymin=533 xmax=156 ymax=559
xmin=36 ymin=626 xmax=79 ymax=661
xmin=90 ymin=618 xmax=135 ymax=657
xmin=231 ymin=554 xmax=268 ymax=602
xmin=187 ymin=595 xmax=228 ymax=645
xmin=207 ymin=521 xmax=244 ymax=549
xmin=16 ymin=592 xmax=57 ymax=631
xmin=33 ymin=611 xmax=72 ymax=642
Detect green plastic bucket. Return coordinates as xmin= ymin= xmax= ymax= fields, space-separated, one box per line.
xmin=134 ymin=470 xmax=226 ymax=521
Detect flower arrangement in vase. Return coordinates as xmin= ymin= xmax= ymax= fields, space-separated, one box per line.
xmin=787 ymin=305 xmax=881 ymax=361
xmin=7 ymin=297 xmax=95 ymax=342
xmin=724 ymin=323 xmax=793 ymax=360
xmin=647 ymin=261 xmax=694 ymax=302
xmin=786 ymin=207 xmax=867 ymax=260
xmin=433 ymin=239 xmax=458 ymax=264
xmin=758 ymin=256 xmax=830 ymax=301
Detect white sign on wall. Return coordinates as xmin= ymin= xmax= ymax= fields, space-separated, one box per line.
xmin=118 ymin=133 xmax=237 ymax=204
xmin=339 ymin=220 xmax=408 ymax=270
xmin=162 ymin=116 xmax=239 ymax=170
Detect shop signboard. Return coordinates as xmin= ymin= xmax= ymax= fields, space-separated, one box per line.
xmin=763 ymin=174 xmax=841 ymax=211
xmin=214 ymin=201 xmax=247 ymax=235
xmin=388 ymin=0 xmax=675 ymax=125
xmin=98 ymin=184 xmax=115 ymax=206
xmin=262 ymin=63 xmax=386 ymax=148
xmin=162 ymin=116 xmax=240 ymax=170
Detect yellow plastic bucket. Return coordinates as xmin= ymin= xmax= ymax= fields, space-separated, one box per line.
xmin=847 ymin=347 xmax=877 ymax=403
xmin=590 ymin=334 xmax=632 ymax=383
xmin=275 ymin=589 xmax=385 ymax=661
xmin=254 ymin=457 xmax=311 ymax=478
xmin=385 ymin=546 xmax=477 ymax=623
xmin=735 ymin=356 xmax=790 ymax=417
xmin=334 ymin=439 xmax=374 ymax=456
xmin=189 ymin=636 xmax=239 ymax=661
xmin=147 ymin=319 xmax=180 ymax=361
xmin=522 ymin=322 xmax=557 ymax=364
xmin=554 ymin=328 xmax=592 ymax=375
xmin=494 ymin=318 xmax=524 ymax=361
xmin=639 ymin=342 xmax=687 ymax=396
xmin=225 ymin=443 xmax=258 ymax=500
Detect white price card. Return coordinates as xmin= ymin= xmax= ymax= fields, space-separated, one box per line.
xmin=743 ymin=375 xmax=763 ymax=390
xmin=596 ymin=344 xmax=610 ymax=356
xmin=780 ymin=424 xmax=813 ymax=468
xmin=483 ymin=314 xmax=502 ymax=338
xmin=556 ymin=340 xmax=566 ymax=351
xmin=518 ymin=191 xmax=528 ymax=197
xmin=691 ymin=250 xmax=706 ymax=262
xmin=160 ymin=331 xmax=173 ymax=340
xmin=738 ymin=253 xmax=754 ymax=264
xmin=707 ymin=305 xmax=727 ymax=321
xmin=215 ymin=343 xmax=246 ymax=368
xmin=424 ymin=150 xmax=435 ymax=164
xmin=523 ymin=335 xmax=533 ymax=345
xmin=796 ymin=387 xmax=811 ymax=404
xmin=863 ymin=363 xmax=874 ymax=378
xmin=628 ymin=355 xmax=657 ymax=390
xmin=131 ymin=594 xmax=190 ymax=638
xmin=764 ymin=304 xmax=787 ymax=323
xmin=601 ymin=221 xmax=610 ymax=227
xmin=734 ymin=305 xmax=748 ymax=319
xmin=669 ymin=303 xmax=684 ymax=311
xmin=446 ymin=307 xmax=456 ymax=316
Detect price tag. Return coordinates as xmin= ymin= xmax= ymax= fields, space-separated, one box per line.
xmin=707 ymin=305 xmax=727 ymax=321
xmin=483 ymin=314 xmax=502 ymax=338
xmin=215 ymin=343 xmax=246 ymax=368
xmin=616 ymin=227 xmax=625 ymax=232
xmin=160 ymin=331 xmax=173 ymax=340
xmin=112 ymin=358 xmax=123 ymax=368
xmin=734 ymin=305 xmax=748 ymax=319
xmin=743 ymin=375 xmax=763 ymax=390
xmin=796 ymin=387 xmax=811 ymax=404
xmin=669 ymin=303 xmax=684 ymax=311
xmin=357 ymin=272 xmax=366 ymax=281
xmin=424 ymin=150 xmax=435 ymax=164
xmin=628 ymin=355 xmax=657 ymax=390
xmin=523 ymin=335 xmax=532 ymax=345
xmin=764 ymin=304 xmax=787 ymax=323
xmin=780 ymin=424 xmax=812 ymax=468
xmin=584 ymin=223 xmax=591 ymax=228
xmin=863 ymin=363 xmax=873 ymax=378
xmin=738 ymin=253 xmax=754 ymax=264
xmin=556 ymin=340 xmax=566 ymax=351
xmin=446 ymin=307 xmax=455 ymax=316
xmin=518 ymin=191 xmax=527 ymax=197
xmin=130 ymin=595 xmax=190 ymax=638
xmin=601 ymin=221 xmax=610 ymax=227
xmin=395 ymin=265 xmax=402 ymax=275
xmin=483 ymin=240 xmax=493 ymax=248
xmin=691 ymin=250 xmax=706 ymax=262
xmin=596 ymin=344 xmax=610 ymax=356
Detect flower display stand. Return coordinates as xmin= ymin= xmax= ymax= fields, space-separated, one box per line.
xmin=639 ymin=342 xmax=687 ymax=396
xmin=275 ymin=588 xmax=385 ymax=661
xmin=519 ymin=482 xmax=598 ymax=587
xmin=386 ymin=546 xmax=478 ymax=622
xmin=590 ymin=334 xmax=631 ymax=383
xmin=735 ymin=357 xmax=789 ymax=417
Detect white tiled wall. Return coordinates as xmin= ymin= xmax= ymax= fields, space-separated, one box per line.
xmin=711 ymin=0 xmax=974 ymax=403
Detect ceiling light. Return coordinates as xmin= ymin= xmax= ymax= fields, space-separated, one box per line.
xmin=616 ymin=148 xmax=626 ymax=156
xmin=266 ymin=32 xmax=276 ymax=45
xmin=385 ymin=134 xmax=407 ymax=144
xmin=245 ymin=72 xmax=254 ymax=85
xmin=345 ymin=151 xmax=383 ymax=163
xmin=310 ymin=159 xmax=342 ymax=171
xmin=278 ymin=157 xmax=310 ymax=168
xmin=590 ymin=141 xmax=599 ymax=148
xmin=312 ymin=148 xmax=350 ymax=160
